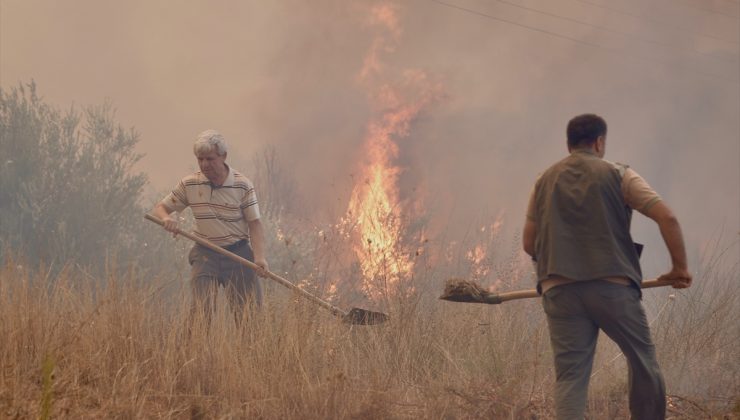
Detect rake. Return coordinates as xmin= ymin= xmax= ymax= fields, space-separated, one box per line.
xmin=145 ymin=214 xmax=388 ymax=325
xmin=439 ymin=277 xmax=675 ymax=305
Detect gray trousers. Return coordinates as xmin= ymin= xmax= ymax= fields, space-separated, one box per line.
xmin=542 ymin=280 xmax=665 ymax=420
xmin=188 ymin=241 xmax=263 ymax=325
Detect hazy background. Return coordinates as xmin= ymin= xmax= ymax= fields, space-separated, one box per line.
xmin=2 ymin=0 xmax=738 ymax=277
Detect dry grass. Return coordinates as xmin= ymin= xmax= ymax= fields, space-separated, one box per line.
xmin=0 ymin=255 xmax=738 ymax=419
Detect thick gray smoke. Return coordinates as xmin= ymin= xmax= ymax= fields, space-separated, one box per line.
xmin=2 ymin=0 xmax=738 ymax=276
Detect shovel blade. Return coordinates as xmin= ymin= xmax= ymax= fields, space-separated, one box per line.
xmin=342 ymin=308 xmax=389 ymax=325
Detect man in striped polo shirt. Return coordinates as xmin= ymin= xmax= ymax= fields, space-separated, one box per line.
xmin=153 ymin=129 xmax=268 ymax=324
xmin=523 ymin=114 xmax=692 ymax=419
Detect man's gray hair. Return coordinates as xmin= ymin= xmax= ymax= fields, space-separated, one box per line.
xmin=193 ymin=129 xmax=228 ymax=156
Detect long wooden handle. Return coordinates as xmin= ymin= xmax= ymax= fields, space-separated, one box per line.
xmin=144 ymin=213 xmax=347 ymax=317
xmin=494 ymin=278 xmax=675 ymax=304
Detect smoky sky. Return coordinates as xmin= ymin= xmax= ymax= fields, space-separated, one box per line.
xmin=2 ymin=0 xmax=738 ymax=275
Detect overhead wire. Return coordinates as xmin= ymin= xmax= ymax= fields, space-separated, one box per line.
xmin=490 ymin=0 xmax=738 ymax=64
xmin=672 ymin=0 xmax=740 ymax=19
xmin=429 ymin=0 xmax=739 ymax=85
xmin=572 ymin=0 xmax=739 ymax=46
xmin=429 ymin=0 xmax=612 ymax=50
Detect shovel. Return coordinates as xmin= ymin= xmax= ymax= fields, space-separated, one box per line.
xmin=439 ymin=277 xmax=675 ymax=305
xmin=145 ymin=214 xmax=388 ymax=325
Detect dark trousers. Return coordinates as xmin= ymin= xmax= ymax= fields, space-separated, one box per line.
xmin=542 ymin=280 xmax=666 ymax=420
xmin=188 ymin=241 xmax=263 ymax=325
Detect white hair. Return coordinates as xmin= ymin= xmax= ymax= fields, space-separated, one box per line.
xmin=193 ymin=129 xmax=228 ymax=156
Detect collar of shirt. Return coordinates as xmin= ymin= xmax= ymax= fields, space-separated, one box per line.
xmin=571 ymin=148 xmax=597 ymax=157
xmin=221 ymin=164 xmax=235 ymax=187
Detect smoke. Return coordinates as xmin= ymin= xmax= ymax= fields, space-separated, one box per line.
xmin=2 ymin=0 xmax=738 ymax=274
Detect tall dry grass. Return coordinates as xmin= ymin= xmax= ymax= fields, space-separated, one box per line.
xmin=0 ymin=250 xmax=738 ymax=419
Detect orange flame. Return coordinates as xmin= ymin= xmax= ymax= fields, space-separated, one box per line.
xmin=344 ymin=3 xmax=443 ymax=302
xmin=464 ymin=213 xmax=505 ymax=281
xmin=347 ymin=161 xmax=411 ymax=300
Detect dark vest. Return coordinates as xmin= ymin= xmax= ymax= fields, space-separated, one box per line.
xmin=533 ymin=150 xmax=642 ymax=288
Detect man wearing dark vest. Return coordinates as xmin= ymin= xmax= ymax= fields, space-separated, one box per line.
xmin=522 ymin=114 xmax=692 ymax=419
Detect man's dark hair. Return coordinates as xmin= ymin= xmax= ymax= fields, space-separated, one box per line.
xmin=567 ymin=114 xmax=607 ymax=148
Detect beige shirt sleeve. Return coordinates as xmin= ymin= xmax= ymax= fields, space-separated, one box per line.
xmin=622 ymin=167 xmax=661 ymax=215
xmin=161 ymin=179 xmax=189 ymax=213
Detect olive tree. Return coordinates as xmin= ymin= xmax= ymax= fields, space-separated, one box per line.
xmin=0 ymin=82 xmax=148 ymax=268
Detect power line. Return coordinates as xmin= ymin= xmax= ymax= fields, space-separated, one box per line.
xmin=429 ymin=0 xmax=739 ymax=85
xmin=673 ymin=0 xmax=740 ymax=19
xmin=430 ymin=0 xmax=608 ymax=50
xmin=491 ymin=0 xmax=737 ymax=64
xmin=572 ymin=0 xmax=739 ymax=46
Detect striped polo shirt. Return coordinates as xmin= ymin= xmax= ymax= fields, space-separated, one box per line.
xmin=162 ymin=165 xmax=261 ymax=247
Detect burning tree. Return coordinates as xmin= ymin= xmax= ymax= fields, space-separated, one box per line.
xmin=338 ymin=3 xmax=445 ymax=305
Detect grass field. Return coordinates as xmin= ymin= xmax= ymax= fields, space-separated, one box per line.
xmin=0 ymin=252 xmax=737 ymax=419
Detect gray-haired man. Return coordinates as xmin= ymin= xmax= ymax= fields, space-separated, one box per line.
xmin=153 ymin=129 xmax=268 ymax=324
xmin=523 ymin=114 xmax=692 ymax=419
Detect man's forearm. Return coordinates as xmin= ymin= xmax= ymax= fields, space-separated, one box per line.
xmin=658 ymin=216 xmax=688 ymax=270
xmin=645 ymin=201 xmax=688 ymax=271
xmin=153 ymin=202 xmax=172 ymax=220
xmin=249 ymin=220 xmax=267 ymax=260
